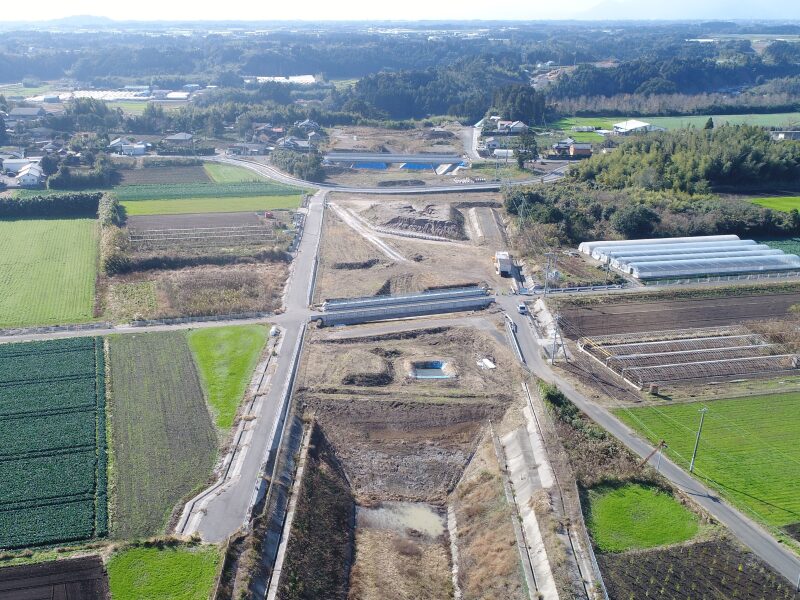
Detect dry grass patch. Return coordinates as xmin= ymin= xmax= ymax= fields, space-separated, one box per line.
xmin=452 ymin=438 xmax=526 ymax=600
xmin=348 ymin=529 xmax=452 ymax=600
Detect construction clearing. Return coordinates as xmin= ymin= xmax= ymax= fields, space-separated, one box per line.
xmin=578 ymin=325 xmax=799 ymax=389
xmin=315 ymin=193 xmax=509 ymax=302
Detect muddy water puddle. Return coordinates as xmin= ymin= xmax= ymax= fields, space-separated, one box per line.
xmin=356 ymin=501 xmax=445 ymax=537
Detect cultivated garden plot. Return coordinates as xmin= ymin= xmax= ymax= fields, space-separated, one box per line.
xmin=578 ymin=325 xmax=797 ymax=388
xmin=0 ymin=218 xmax=98 ymax=328
xmin=0 ymin=338 xmax=107 ymax=549
xmin=0 ymin=555 xmax=109 ymax=600
xmin=108 ymin=332 xmax=217 ymax=539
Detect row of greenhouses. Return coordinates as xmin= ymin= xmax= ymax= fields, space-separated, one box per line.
xmin=578 ymin=235 xmax=800 ymax=280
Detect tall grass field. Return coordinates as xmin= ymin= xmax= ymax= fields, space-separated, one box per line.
xmin=0 ymin=219 xmax=97 ymax=327
xmin=616 ymin=393 xmax=800 ymax=529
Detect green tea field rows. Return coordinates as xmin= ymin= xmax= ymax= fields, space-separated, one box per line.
xmin=0 ymin=337 xmax=107 ymax=549
xmin=0 ymin=219 xmax=98 ymax=328
xmin=108 ymin=332 xmax=217 ymax=538
xmin=115 ymin=181 xmax=299 ymax=201
xmin=188 ymin=324 xmax=268 ymax=430
xmin=585 ymin=483 xmax=698 ymax=552
xmin=616 ymin=393 xmax=800 ymax=529
xmin=107 ymin=544 xmax=221 ymax=600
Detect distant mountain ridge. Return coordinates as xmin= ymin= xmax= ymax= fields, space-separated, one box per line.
xmin=579 ymin=0 xmax=800 ymax=20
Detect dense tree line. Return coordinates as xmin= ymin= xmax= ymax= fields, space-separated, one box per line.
xmin=0 ymin=192 xmax=103 ymax=218
xmin=341 ymin=57 xmax=528 ymax=121
xmin=505 ymin=182 xmax=799 ymax=247
xmin=548 ymin=57 xmax=800 ymax=99
xmin=270 ymin=150 xmax=324 ymax=182
xmin=570 ymin=126 xmax=800 ymax=194
xmin=553 ymin=91 xmax=800 ymax=118
xmin=48 ymin=155 xmax=117 ymax=190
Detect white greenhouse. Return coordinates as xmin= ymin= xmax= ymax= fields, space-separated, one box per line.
xmin=579 ymin=235 xmax=800 ymax=281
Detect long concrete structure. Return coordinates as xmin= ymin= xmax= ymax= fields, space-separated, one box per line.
xmin=323 ymin=152 xmax=465 ymax=166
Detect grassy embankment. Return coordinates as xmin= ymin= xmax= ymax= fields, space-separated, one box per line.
xmin=617 ymin=393 xmax=800 ymax=530
xmin=187 ymin=324 xmax=269 ymax=430
xmin=108 ymin=332 xmax=217 ymax=538
xmin=0 ymin=218 xmax=97 ymax=327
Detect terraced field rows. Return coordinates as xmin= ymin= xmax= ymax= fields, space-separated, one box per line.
xmin=0 ymin=338 xmax=106 ymax=549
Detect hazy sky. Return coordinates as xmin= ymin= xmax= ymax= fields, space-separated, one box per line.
xmin=15 ymin=0 xmax=595 ymax=21
xmin=14 ymin=0 xmax=800 ymax=22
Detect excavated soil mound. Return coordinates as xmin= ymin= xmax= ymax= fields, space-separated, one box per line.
xmin=362 ymin=202 xmax=467 ymax=240
xmin=302 ymin=397 xmax=505 ymax=503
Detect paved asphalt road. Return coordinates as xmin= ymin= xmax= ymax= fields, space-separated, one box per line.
xmin=209 ymin=155 xmax=568 ymax=193
xmin=496 ymin=295 xmax=800 ymax=585
xmin=191 ymin=190 xmax=325 ymax=541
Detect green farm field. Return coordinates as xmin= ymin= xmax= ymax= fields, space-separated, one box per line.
xmin=107 ymin=544 xmax=220 ymax=600
xmin=108 ymin=332 xmax=217 ymax=538
xmin=0 ymin=219 xmax=97 ymax=327
xmin=751 ymin=196 xmax=800 ymax=212
xmin=114 ymin=181 xmax=300 ymax=201
xmin=761 ymin=236 xmax=800 ymax=255
xmin=204 ymin=162 xmax=267 ymax=183
xmin=549 ymin=112 xmax=800 ymax=142
xmin=585 ymin=483 xmax=698 ymax=553
xmin=617 ymin=393 xmax=800 ymax=529
xmin=0 ymin=337 xmax=107 ymax=549
xmin=188 ymin=324 xmax=268 ymax=430
xmin=116 ymin=180 xmax=303 ymax=215
xmin=121 ymin=195 xmax=301 ymax=216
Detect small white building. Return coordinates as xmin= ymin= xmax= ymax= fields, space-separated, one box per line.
xmin=120 ymin=143 xmax=147 ymax=156
xmin=612 ymin=120 xmax=666 ymax=136
xmin=483 ymin=137 xmax=500 ymax=150
xmin=16 ymin=163 xmax=44 ymax=187
xmin=493 ymin=149 xmax=514 ymax=159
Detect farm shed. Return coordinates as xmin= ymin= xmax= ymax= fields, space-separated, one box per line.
xmin=579 ymin=235 xmax=800 ymax=280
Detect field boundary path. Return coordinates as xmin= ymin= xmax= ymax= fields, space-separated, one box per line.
xmin=496 ymin=295 xmax=800 ymax=586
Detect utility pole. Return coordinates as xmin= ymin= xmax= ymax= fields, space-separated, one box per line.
xmin=689 ymin=407 xmax=708 ymax=473
xmin=550 ymin=312 xmax=560 ymax=364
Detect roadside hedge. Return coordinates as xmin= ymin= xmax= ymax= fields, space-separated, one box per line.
xmin=0 ymin=192 xmax=103 ymax=218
